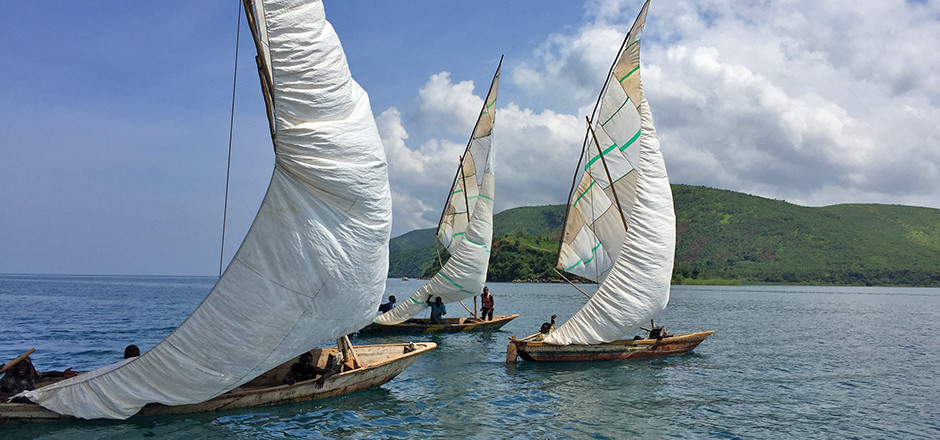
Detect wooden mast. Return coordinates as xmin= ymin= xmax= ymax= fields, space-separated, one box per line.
xmin=242 ymin=0 xmax=277 ymax=145
xmin=553 ymin=10 xmax=639 ymax=271
xmin=586 ymin=116 xmax=630 ymax=232
xmin=434 ymin=55 xmax=503 ymax=239
xmin=336 ymin=335 xmax=361 ymax=369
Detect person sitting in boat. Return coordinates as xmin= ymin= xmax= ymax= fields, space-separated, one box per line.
xmin=283 ymin=352 xmax=330 ymax=387
xmin=480 ymin=287 xmax=494 ymax=321
xmin=0 ymin=356 xmax=77 ymax=400
xmin=426 ymin=296 xmax=447 ymax=324
xmin=378 ymin=295 xmax=396 ymax=313
xmin=532 ymin=315 xmax=557 ymax=342
xmin=124 ymin=344 xmax=140 ymax=359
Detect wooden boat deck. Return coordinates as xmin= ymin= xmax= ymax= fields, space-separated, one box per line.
xmin=358 ymin=314 xmax=519 ymax=335
xmin=508 ymin=331 xmax=713 ymax=362
xmin=1 ymin=342 xmax=435 ymax=424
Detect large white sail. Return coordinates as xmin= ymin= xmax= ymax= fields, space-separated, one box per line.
xmin=22 ymin=0 xmax=392 ymax=419
xmin=546 ymin=0 xmax=676 ymax=345
xmin=374 ymin=59 xmax=501 ymax=325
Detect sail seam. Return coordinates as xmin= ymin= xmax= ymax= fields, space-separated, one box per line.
xmin=585 ymin=142 xmax=620 ymax=170
xmin=463 ymin=237 xmax=486 ymax=248
xmin=619 ymin=65 xmax=639 ymax=84
xmin=610 ymin=168 xmax=636 ymax=186
xmin=565 ymin=259 xmax=583 ymax=271
xmin=600 ymin=97 xmax=631 ymax=127
xmin=572 ymin=180 xmax=597 ymax=207
xmin=619 ymin=129 xmax=641 ymax=151
xmin=440 ymin=273 xmax=464 ymax=290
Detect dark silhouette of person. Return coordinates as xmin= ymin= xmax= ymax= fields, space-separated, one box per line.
xmin=426 ymin=296 xmax=447 ymax=324
xmin=124 ymin=345 xmax=140 ymax=359
xmin=532 ymin=315 xmax=557 ymax=342
xmin=378 ymin=295 xmax=397 ymax=313
xmin=1 ymin=356 xmax=77 ymax=401
xmin=283 ymin=352 xmax=330 ymax=387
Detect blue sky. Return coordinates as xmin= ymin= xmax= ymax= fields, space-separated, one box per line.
xmin=2 ymin=0 xmax=938 ymax=276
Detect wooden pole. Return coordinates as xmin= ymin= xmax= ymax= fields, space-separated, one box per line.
xmin=460 ymin=160 xmax=473 ymax=226
xmin=555 ymin=130 xmax=590 ymax=266
xmin=457 ymin=299 xmax=473 ymax=316
xmin=242 ymin=0 xmax=277 ymax=144
xmin=435 ymin=56 xmax=502 ymax=238
xmin=435 ymin=159 xmax=465 ymax=240
xmin=336 ymin=335 xmax=361 ymax=369
xmin=586 ymin=116 xmax=629 ymax=232
xmin=1 ymin=348 xmax=35 ymax=373
xmin=553 ymin=268 xmax=593 ymax=299
xmin=505 ymin=341 xmax=518 ymax=364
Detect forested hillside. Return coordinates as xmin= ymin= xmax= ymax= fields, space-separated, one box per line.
xmin=388 ymin=185 xmax=940 ymax=286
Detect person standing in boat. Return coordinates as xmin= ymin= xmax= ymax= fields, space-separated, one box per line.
xmin=480 ymin=287 xmax=494 ymax=321
xmin=426 ymin=296 xmax=447 ymax=324
xmin=532 ymin=315 xmax=557 ymax=342
xmin=378 ymin=295 xmax=396 ymax=313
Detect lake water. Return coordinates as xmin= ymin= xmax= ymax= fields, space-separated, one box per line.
xmin=1 ymin=275 xmax=938 ymax=439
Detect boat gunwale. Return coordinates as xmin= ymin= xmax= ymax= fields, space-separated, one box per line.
xmin=359 ymin=314 xmax=519 ymax=334
xmin=513 ymin=330 xmax=714 ymax=348
xmin=0 ymin=342 xmax=436 ymax=423
xmin=212 ymin=342 xmax=436 ymax=396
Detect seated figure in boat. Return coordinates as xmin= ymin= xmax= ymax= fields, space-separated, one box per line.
xmin=426 ymin=296 xmax=447 ymax=324
xmin=283 ymin=352 xmax=336 ymax=388
xmin=480 ymin=287 xmax=494 ymax=321
xmin=378 ymin=295 xmax=396 ymax=313
xmin=531 ymin=315 xmax=557 ymax=342
xmin=1 ymin=356 xmax=77 ymax=401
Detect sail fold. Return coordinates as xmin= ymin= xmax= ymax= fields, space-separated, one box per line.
xmin=22 ymin=0 xmax=392 ymax=419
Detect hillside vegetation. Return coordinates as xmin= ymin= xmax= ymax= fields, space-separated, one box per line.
xmin=388 ymin=185 xmax=940 ymax=286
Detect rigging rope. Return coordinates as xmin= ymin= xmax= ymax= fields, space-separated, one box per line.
xmin=219 ymin=0 xmax=243 ymax=278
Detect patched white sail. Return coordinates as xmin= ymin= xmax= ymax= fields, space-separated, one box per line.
xmin=22 ymin=0 xmax=392 ymax=419
xmin=546 ymin=0 xmax=676 ymax=345
xmin=374 ymin=59 xmax=501 ymax=325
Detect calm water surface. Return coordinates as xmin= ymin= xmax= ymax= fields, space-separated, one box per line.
xmin=1 ymin=275 xmax=937 ymax=439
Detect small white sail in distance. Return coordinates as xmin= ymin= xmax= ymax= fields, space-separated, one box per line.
xmin=22 ymin=0 xmax=392 ymax=419
xmin=374 ymin=57 xmax=502 ymax=325
xmin=545 ymin=0 xmax=677 ymax=345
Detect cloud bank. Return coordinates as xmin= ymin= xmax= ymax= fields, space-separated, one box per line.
xmin=378 ymin=0 xmax=939 ymax=237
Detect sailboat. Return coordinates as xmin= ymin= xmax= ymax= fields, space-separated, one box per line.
xmin=507 ymin=0 xmax=712 ymax=363
xmin=360 ymin=57 xmax=518 ymax=335
xmin=1 ymin=0 xmax=434 ymax=422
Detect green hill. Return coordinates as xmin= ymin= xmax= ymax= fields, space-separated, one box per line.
xmin=388 ymin=185 xmax=940 ymax=286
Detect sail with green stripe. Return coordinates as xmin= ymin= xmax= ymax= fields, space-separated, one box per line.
xmin=548 ymin=0 xmax=677 ymax=345
xmin=375 ymin=57 xmax=502 ymax=325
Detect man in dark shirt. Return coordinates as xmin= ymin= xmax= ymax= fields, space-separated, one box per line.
xmin=283 ymin=352 xmax=330 ymax=387
xmin=426 ymin=296 xmax=447 ymax=324
xmin=1 ymin=356 xmax=76 ymax=400
xmin=378 ymin=295 xmax=396 ymax=313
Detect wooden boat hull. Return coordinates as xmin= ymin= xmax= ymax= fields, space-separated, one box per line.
xmin=359 ymin=314 xmax=518 ymax=335
xmin=508 ymin=331 xmax=713 ymax=362
xmin=0 ymin=342 xmax=435 ymax=424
